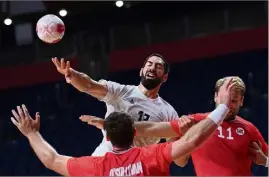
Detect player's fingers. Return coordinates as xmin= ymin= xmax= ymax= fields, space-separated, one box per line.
xmin=181 ymin=117 xmax=189 ymax=126
xmin=178 ymin=118 xmax=184 ymax=126
xmin=35 ymin=112 xmax=41 ymax=125
xmin=60 ymin=58 xmax=65 ymax=69
xmin=227 ymin=82 xmax=237 ymax=92
xmin=11 ymin=117 xmax=19 ymax=127
xmin=17 ymin=106 xmax=25 ymax=121
xmin=179 ymin=115 xmax=187 ymax=119
xmin=79 ymin=115 xmax=92 ymax=122
xmin=189 ymin=116 xmax=197 ymax=124
xmin=55 ymin=58 xmax=61 ymax=67
xmin=11 ymin=109 xmax=21 ymax=123
xmin=52 ymin=57 xmax=60 ymax=68
xmin=250 ymin=142 xmax=260 ymax=150
xmin=184 ymin=117 xmax=193 ymax=125
xmin=51 ymin=57 xmax=57 ymax=66
xmin=22 ymin=104 xmax=30 ymax=117
xmin=186 ymin=118 xmax=196 ymax=126
xmin=224 ymin=77 xmax=233 ymax=89
xmin=66 ymin=61 xmax=71 ymax=70
xmin=256 ymin=141 xmax=262 ymax=148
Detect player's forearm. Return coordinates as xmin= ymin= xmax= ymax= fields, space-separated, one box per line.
xmin=69 ymin=68 xmax=94 ymax=92
xmin=135 ymin=121 xmax=178 ymax=138
xmin=27 ymin=132 xmax=58 ymax=168
xmin=171 ymin=104 xmax=229 ymax=159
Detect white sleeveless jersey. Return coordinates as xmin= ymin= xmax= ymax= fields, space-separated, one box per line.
xmin=91 ymin=80 xmax=179 ymax=156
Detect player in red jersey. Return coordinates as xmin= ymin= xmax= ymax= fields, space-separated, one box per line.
xmin=84 ymin=76 xmax=268 ymax=176
xmin=11 ymin=79 xmax=236 ymax=176
xmin=139 ymin=76 xmax=268 ymax=176
xmin=180 ymin=76 xmax=269 ymax=176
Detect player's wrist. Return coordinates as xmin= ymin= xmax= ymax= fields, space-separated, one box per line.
xmin=26 ymin=131 xmax=40 ymax=140
xmin=208 ymin=104 xmax=229 ymax=126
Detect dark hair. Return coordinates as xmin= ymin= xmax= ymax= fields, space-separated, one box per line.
xmin=104 ymin=112 xmax=135 ymax=148
xmin=143 ymin=53 xmax=170 ymax=74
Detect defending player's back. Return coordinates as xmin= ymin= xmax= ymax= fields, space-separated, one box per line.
xmin=67 ymin=143 xmax=172 ymax=176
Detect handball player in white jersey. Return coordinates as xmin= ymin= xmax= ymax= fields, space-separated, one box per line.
xmin=52 ymin=53 xmax=179 ymax=156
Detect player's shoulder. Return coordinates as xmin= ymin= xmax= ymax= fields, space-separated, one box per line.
xmin=99 ymin=79 xmax=136 ymax=90
xmin=157 ymin=96 xmax=177 ymax=112
xmin=235 ymin=116 xmax=257 ymax=130
xmin=139 ymin=143 xmax=165 ymax=155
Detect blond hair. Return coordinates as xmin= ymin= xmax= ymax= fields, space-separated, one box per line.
xmin=215 ymin=76 xmax=246 ymax=96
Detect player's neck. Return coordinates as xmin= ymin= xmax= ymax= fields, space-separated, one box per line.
xmin=138 ymin=84 xmax=159 ymax=99
xmin=112 ymin=146 xmax=132 ymax=153
xmin=224 ymin=116 xmax=237 ymax=122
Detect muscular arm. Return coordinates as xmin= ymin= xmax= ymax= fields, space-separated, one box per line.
xmin=69 ymin=69 xmax=108 ymax=99
xmin=166 ymin=137 xmax=190 ymax=167
xmin=27 ymin=132 xmax=71 ymax=176
xmin=135 ymin=121 xmax=179 ymax=138
xmin=170 ymin=116 xmax=219 ymax=160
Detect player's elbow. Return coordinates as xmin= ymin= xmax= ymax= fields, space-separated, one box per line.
xmin=42 ymin=152 xmax=58 ymax=169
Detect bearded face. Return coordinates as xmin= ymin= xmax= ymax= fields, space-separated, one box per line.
xmin=141 ymin=70 xmax=163 ymax=90
xmin=140 ymin=56 xmax=167 ymax=90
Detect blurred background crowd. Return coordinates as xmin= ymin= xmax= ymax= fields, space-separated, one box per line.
xmin=0 ymin=1 xmax=267 ymax=176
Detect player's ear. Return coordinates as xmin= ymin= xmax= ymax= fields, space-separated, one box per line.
xmin=139 ymin=68 xmax=143 ymax=77
xmin=240 ymin=96 xmax=244 ymax=106
xmin=214 ymin=92 xmax=218 ymax=103
xmin=162 ymin=74 xmax=168 ymax=83
xmin=134 ymin=128 xmax=137 ymax=136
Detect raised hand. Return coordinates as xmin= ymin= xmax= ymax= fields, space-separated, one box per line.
xmin=248 ymin=141 xmax=267 ymax=166
xmin=178 ymin=115 xmax=196 ymax=135
xmin=217 ymin=77 xmax=237 ymax=106
xmin=80 ymin=115 xmax=104 ymax=129
xmin=51 ymin=57 xmax=72 ymax=83
xmin=11 ymin=104 xmax=40 ymax=137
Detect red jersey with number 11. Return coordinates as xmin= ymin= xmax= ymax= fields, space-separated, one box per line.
xmin=190 ymin=113 xmax=268 ymax=176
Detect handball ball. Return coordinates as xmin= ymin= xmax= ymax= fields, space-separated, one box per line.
xmin=36 ymin=14 xmax=65 ymax=44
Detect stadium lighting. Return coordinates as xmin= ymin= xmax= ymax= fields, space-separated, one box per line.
xmin=59 ymin=9 xmax=67 ymax=17
xmin=115 ymin=1 xmax=124 ymax=8
xmin=4 ymin=18 xmax=12 ymax=26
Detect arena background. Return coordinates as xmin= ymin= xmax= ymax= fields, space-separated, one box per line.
xmin=0 ymin=1 xmax=268 ymax=176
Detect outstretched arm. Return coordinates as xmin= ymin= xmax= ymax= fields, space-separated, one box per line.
xmin=11 ymin=105 xmax=71 ymax=176
xmin=27 ymin=132 xmax=71 ymax=176
xmin=80 ymin=115 xmax=195 ymax=138
xmin=52 ymin=57 xmax=108 ymax=100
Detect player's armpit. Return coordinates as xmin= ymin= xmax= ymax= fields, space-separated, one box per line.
xmin=67 ymin=156 xmax=97 ymax=176
xmin=47 ymin=154 xmax=72 ymax=176
xmin=135 ymin=121 xmax=179 ymax=138
xmin=173 ymin=155 xmax=190 ymax=167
